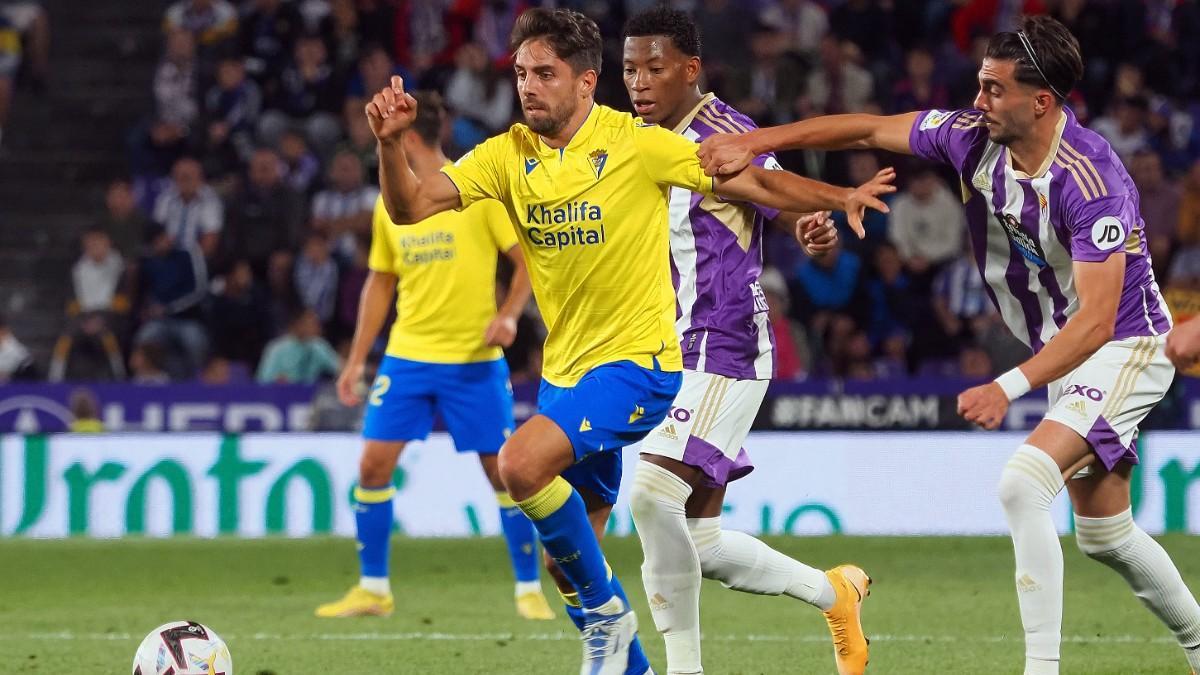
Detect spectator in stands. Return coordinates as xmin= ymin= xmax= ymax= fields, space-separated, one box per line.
xmin=445 ymin=42 xmax=514 ymax=138
xmin=831 ymin=151 xmax=892 ymax=250
xmin=1130 ymin=149 xmax=1180 ymax=279
xmin=256 ymin=307 xmax=340 ymax=384
xmin=1178 ymin=159 xmax=1200 ymax=247
xmin=887 ymin=168 xmax=964 ymax=287
xmin=694 ymin=0 xmax=754 ymax=93
xmin=99 ymin=178 xmax=150 ymax=264
xmin=48 ymin=228 xmax=129 ymax=382
xmin=74 ymin=225 xmax=126 ymax=310
xmin=68 ymin=388 xmax=104 ymax=432
xmin=759 ymin=0 xmax=828 ymax=61
xmin=135 ymin=224 xmax=209 ymax=380
xmin=137 ymin=29 xmax=198 ymax=177
xmin=830 ymin=0 xmax=893 ymax=65
xmin=474 ymin=0 xmax=527 ymax=67
xmin=932 ymin=243 xmax=992 ymax=344
xmin=1092 ymin=95 xmax=1151 ymax=164
xmin=278 ymin=128 xmax=320 ymax=195
xmin=864 ymin=242 xmax=914 ymax=350
xmin=804 ymin=36 xmax=874 ymax=115
xmin=345 ymin=43 xmax=409 ymax=111
xmin=0 ymin=313 xmax=34 ymax=382
xmin=0 ymin=1 xmax=48 ymax=90
xmin=294 ymin=232 xmax=338 ymax=325
xmin=258 ymin=33 xmax=342 ymax=157
xmin=129 ymin=341 xmax=171 ymax=384
xmin=0 ymin=11 xmax=17 ymax=148
xmin=209 ymin=258 xmax=273 ymax=369
xmin=238 ymin=0 xmax=303 ymax=90
xmin=154 ymin=157 xmax=223 ymax=259
xmin=338 ymin=98 xmax=378 ymax=184
xmin=889 ymin=47 xmax=949 ymax=114
xmin=199 ymin=355 xmax=234 ymax=384
xmin=200 ymin=57 xmax=262 ymax=177
xmin=789 ymin=237 xmax=866 ymax=329
xmin=221 ymin=148 xmax=304 ymax=275
xmin=760 ymin=266 xmax=807 ymax=380
xmin=334 ymin=234 xmax=369 ymax=343
xmin=266 ymin=248 xmax=298 ymax=334
xmin=310 ymin=150 xmax=377 ymax=261
xmin=163 ymin=0 xmax=238 ymax=56
xmin=733 ymin=19 xmax=806 ymax=126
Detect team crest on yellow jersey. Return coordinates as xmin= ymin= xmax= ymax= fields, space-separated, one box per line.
xmin=588 ymin=149 xmax=609 ymax=180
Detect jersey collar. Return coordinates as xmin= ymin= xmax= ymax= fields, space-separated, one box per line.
xmin=533 ymin=101 xmax=599 ymax=158
xmin=671 ymin=92 xmax=717 ymax=134
xmin=1008 ymin=110 xmax=1067 ymax=180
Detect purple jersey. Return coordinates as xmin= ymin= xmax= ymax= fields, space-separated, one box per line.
xmin=669 ymin=94 xmax=781 ymax=380
xmin=909 ymin=108 xmax=1171 ymax=352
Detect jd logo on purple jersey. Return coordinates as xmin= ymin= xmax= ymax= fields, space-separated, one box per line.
xmin=1064 ymin=384 xmax=1105 ymax=401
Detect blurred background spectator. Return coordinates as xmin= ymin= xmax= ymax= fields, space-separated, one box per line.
xmin=15 ymin=0 xmax=1200 ymax=385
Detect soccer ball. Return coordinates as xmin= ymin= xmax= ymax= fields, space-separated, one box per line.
xmin=131 ymin=621 xmax=233 ymax=674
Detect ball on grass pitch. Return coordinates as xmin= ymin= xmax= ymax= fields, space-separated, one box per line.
xmin=131 ymin=620 xmax=232 ymax=674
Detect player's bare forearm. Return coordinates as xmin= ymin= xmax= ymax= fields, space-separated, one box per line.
xmin=348 ymin=271 xmax=396 ymax=365
xmin=497 ymin=245 xmax=532 ymax=322
xmin=752 ymin=112 xmax=918 ymax=154
xmin=377 ymin=139 xmax=459 ymax=224
xmin=716 ymin=165 xmax=850 ymax=214
xmin=1016 ymin=256 xmax=1125 ymax=388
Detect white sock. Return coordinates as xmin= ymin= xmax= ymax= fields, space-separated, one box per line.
xmin=1075 ymin=508 xmax=1200 ymax=670
xmin=515 ymin=580 xmax=543 ymax=597
xmin=998 ymin=444 xmax=1065 ymax=674
xmin=688 ymin=516 xmax=835 ymax=611
xmin=359 ymin=576 xmax=390 ymax=595
xmin=630 ymin=462 xmax=704 ymax=674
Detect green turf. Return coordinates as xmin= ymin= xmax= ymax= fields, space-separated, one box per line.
xmin=1 ymin=535 xmax=1197 ymax=674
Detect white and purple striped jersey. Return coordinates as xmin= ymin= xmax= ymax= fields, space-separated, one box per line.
xmin=909 ymin=108 xmax=1171 ymax=352
xmin=668 ymin=94 xmax=782 ymax=380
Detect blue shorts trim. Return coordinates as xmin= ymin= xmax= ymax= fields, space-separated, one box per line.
xmin=539 ymin=360 xmax=682 ymax=504
xmin=362 ymin=356 xmax=515 ymax=454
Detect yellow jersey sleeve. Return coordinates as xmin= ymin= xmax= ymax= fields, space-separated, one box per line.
xmin=633 ymin=123 xmax=715 ymax=195
xmin=484 ymin=201 xmax=519 ymax=253
xmin=368 ymin=197 xmax=395 ymax=273
xmin=441 ymin=135 xmax=510 ymax=208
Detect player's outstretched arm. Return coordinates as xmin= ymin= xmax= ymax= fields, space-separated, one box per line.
xmin=369 ymin=76 xmax=463 ymax=224
xmin=485 ymin=246 xmax=533 ymax=349
xmin=699 ymin=112 xmax=921 ymax=176
xmin=715 ymin=165 xmax=896 ymax=238
xmin=337 ymin=270 xmax=398 ymax=406
xmin=958 ymin=254 xmax=1125 ymax=430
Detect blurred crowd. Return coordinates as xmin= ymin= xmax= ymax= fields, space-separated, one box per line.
xmin=20 ymin=0 xmax=1200 ymax=387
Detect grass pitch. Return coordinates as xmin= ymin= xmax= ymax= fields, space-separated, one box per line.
xmin=2 ymin=535 xmax=1198 ymax=674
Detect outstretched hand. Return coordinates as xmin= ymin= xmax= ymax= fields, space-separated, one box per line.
xmin=698 ymin=132 xmax=756 ymax=177
xmin=796 ymin=211 xmax=837 ymax=258
xmin=844 ymin=167 xmax=896 ymax=239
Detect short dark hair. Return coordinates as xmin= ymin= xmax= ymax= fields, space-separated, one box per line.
xmin=509 ymin=8 xmax=602 ymax=75
xmin=986 ymin=15 xmax=1083 ymax=104
xmin=623 ymin=6 xmax=702 ymax=58
xmin=410 ymin=91 xmax=446 ymax=147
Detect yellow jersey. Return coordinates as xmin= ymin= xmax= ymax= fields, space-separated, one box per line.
xmin=369 ymin=194 xmax=518 ymax=364
xmin=441 ymin=103 xmax=714 ymax=387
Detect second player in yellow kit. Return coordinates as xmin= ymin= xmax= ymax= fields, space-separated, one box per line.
xmin=365 ymin=9 xmax=894 ymax=673
xmin=315 ymin=92 xmax=555 ymax=624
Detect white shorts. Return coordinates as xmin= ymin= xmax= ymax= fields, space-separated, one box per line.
xmin=640 ymin=370 xmax=769 ymax=487
xmin=1044 ymin=334 xmax=1174 ymax=471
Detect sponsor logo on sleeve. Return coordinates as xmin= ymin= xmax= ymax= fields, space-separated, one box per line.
xmin=919 ymin=110 xmax=953 ymax=131
xmin=1091 ymin=216 xmax=1125 ymax=250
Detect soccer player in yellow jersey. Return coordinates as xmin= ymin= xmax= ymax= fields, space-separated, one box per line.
xmin=315 ymin=92 xmax=553 ymax=622
xmin=364 ymin=9 xmax=894 ymax=673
